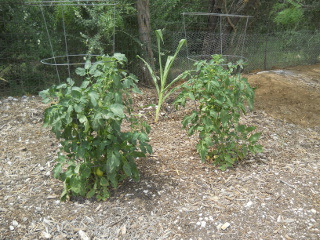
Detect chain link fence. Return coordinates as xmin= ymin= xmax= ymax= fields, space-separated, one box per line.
xmin=141 ymin=28 xmax=320 ymax=82
xmin=244 ymin=30 xmax=320 ymax=71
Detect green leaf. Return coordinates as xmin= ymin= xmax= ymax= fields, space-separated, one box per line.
xmin=57 ymin=83 xmax=67 ymax=90
xmin=155 ymin=29 xmax=164 ymax=44
xmin=88 ymin=91 xmax=99 ymax=107
xmin=197 ymin=142 xmax=208 ymax=162
xmin=114 ymin=92 xmax=122 ymax=103
xmin=67 ymin=78 xmax=75 ymax=86
xmin=219 ymin=165 xmax=227 ymax=171
xmin=100 ymin=177 xmax=109 ymax=187
xmin=71 ymin=86 xmax=82 ymax=94
xmin=101 ymin=187 xmax=111 ymax=200
xmin=74 ymin=104 xmax=83 ymax=113
xmin=110 ymin=103 xmax=125 ymax=118
xmin=56 ymin=153 xmax=67 ymax=164
xmin=80 ymin=80 xmax=90 ymax=88
xmin=162 ymin=39 xmax=186 ymax=84
xmin=92 ymin=112 xmax=104 ymax=130
xmin=39 ymin=89 xmax=51 ymax=104
xmin=253 ymin=144 xmax=263 ymax=153
xmin=51 ymin=117 xmax=63 ymax=135
xmin=130 ymin=151 xmax=146 ymax=158
xmin=113 ymin=53 xmax=127 ymax=63
xmin=237 ymin=125 xmax=247 ymax=134
xmin=70 ymin=176 xmax=83 ymax=194
xmin=86 ymin=188 xmax=96 ymax=199
xmin=204 ymin=136 xmax=213 ymax=146
xmin=106 ymin=151 xmax=120 ymax=174
xmin=65 ymin=105 xmax=73 ymax=124
xmin=220 ymin=109 xmax=230 ymax=127
xmin=214 ymin=99 xmax=223 ymax=106
xmin=78 ymin=114 xmax=90 ymax=132
xmin=128 ymin=161 xmax=139 ymax=181
xmin=78 ymin=114 xmax=87 ymax=123
xmin=108 ymin=173 xmax=118 ymax=188
xmin=80 ymin=164 xmax=91 ymax=179
xmin=93 ymin=70 xmax=103 ymax=77
xmin=60 ymin=184 xmax=69 ymax=201
xmin=84 ymin=60 xmax=91 ymax=70
xmin=123 ymin=160 xmax=132 ymax=177
xmin=188 ymin=124 xmax=198 ymax=136
xmin=74 ymin=164 xmax=81 ymax=174
xmin=53 ymin=163 xmax=62 ymax=179
xmin=165 ymin=71 xmax=190 ymax=92
xmin=246 ymin=126 xmax=256 ymax=132
xmin=249 ymin=133 xmax=262 ymax=144
xmin=137 ymin=132 xmax=149 ymax=142
xmin=224 ymin=155 xmax=234 ymax=164
xmin=137 ymin=55 xmax=159 ymax=93
xmin=146 ymin=145 xmax=153 ymax=154
xmin=188 ymin=92 xmax=195 ymax=100
xmin=76 ymin=67 xmax=86 ymax=76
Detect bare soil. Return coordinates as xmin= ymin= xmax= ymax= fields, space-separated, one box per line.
xmin=0 ymin=64 xmax=319 ymax=240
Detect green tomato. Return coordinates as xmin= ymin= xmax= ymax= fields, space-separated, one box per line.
xmin=96 ymin=168 xmax=104 ymax=177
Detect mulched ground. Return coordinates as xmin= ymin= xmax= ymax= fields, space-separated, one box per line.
xmin=0 ymin=64 xmax=319 ymax=240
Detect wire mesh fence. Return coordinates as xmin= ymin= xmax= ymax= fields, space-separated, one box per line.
xmin=0 ymin=1 xmax=319 ymax=97
xmin=164 ymin=29 xmax=320 ymax=77
xmin=243 ymin=30 xmax=320 ymax=71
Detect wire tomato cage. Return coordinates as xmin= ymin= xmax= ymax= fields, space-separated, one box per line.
xmin=182 ymin=12 xmax=252 ymax=70
xmin=27 ymin=0 xmax=117 ymax=82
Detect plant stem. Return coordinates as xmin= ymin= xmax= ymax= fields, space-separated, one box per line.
xmin=155 ymin=92 xmax=163 ymax=122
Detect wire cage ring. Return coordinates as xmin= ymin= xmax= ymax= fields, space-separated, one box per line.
xmin=40 ymin=54 xmax=105 ymax=66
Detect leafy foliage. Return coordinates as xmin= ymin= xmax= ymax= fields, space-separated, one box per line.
xmin=150 ymin=0 xmax=205 ymax=30
xmin=271 ymin=0 xmax=320 ymax=30
xmin=175 ymin=55 xmax=263 ymax=170
xmin=40 ymin=53 xmax=152 ymax=201
xmin=272 ymin=0 xmax=304 ymax=28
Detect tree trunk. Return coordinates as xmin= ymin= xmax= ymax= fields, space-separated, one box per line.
xmin=202 ymin=0 xmax=223 ymax=56
xmin=136 ymin=0 xmax=154 ymax=85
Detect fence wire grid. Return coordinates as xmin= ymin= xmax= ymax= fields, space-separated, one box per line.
xmin=165 ymin=29 xmax=320 ymax=78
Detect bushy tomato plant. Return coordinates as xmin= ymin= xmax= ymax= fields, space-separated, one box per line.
xmin=40 ymin=53 xmax=152 ymax=201
xmin=175 ymin=55 xmax=263 ymax=170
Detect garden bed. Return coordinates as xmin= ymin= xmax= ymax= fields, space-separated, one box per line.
xmin=0 ymin=64 xmax=319 ymax=239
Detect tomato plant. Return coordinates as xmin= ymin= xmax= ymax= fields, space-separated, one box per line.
xmin=40 ymin=53 xmax=152 ymax=201
xmin=175 ymin=55 xmax=263 ymax=170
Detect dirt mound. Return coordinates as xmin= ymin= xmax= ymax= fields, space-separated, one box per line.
xmin=248 ymin=64 xmax=320 ymax=127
